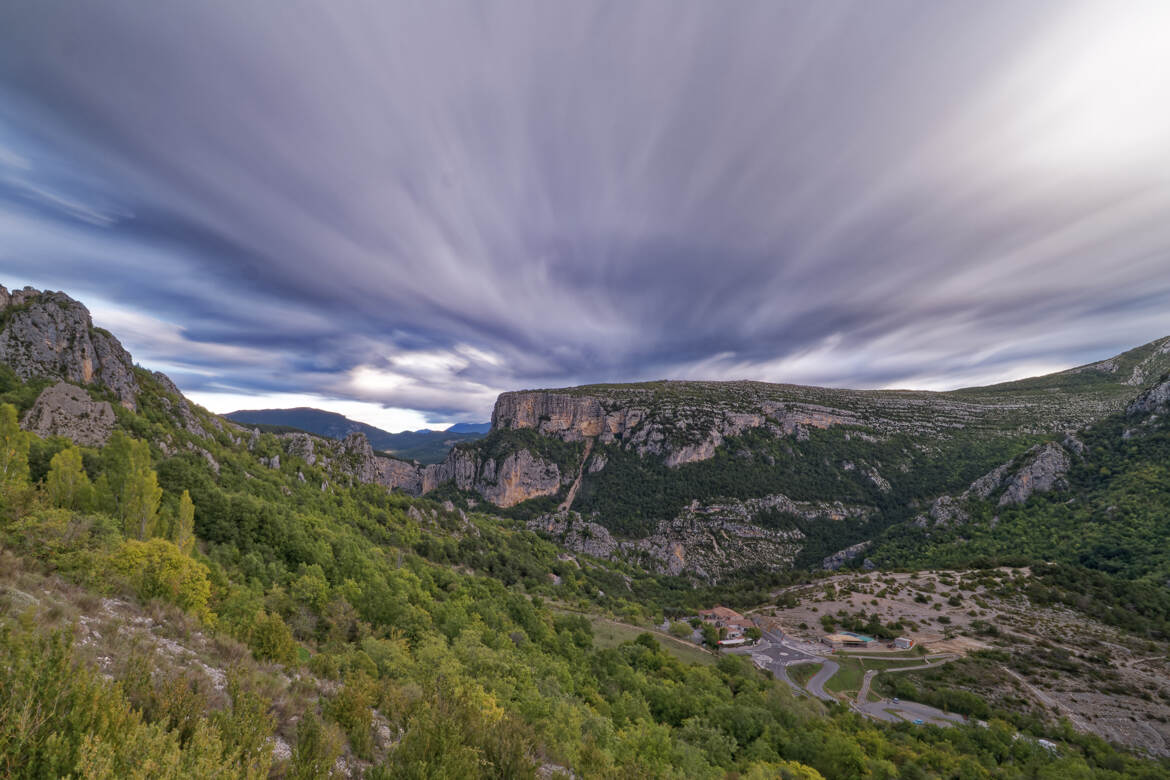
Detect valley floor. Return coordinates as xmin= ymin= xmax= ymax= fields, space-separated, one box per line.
xmin=752 ymin=568 xmax=1170 ymax=757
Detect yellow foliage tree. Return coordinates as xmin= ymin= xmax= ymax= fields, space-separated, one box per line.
xmin=45 ymin=446 xmax=94 ymax=510
xmin=111 ymin=538 xmax=213 ymax=621
xmin=174 ymin=490 xmax=195 ymax=555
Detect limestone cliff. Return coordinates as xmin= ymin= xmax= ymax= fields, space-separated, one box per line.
xmin=0 ymin=285 xmax=140 ymax=409
xmin=492 ymin=387 xmax=861 ymax=468
xmin=263 ymin=430 xmax=565 ymax=508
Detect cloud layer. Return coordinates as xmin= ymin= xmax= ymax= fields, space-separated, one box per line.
xmin=2 ymin=1 xmax=1169 ymax=425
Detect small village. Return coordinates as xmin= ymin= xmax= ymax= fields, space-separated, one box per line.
xmin=690 ymin=605 xmax=915 ymax=652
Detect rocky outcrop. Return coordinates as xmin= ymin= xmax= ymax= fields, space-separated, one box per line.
xmin=997 ymin=442 xmax=1071 ymax=506
xmin=1127 ymin=378 xmax=1170 ymax=416
xmin=527 ymin=512 xmax=619 ymax=559
xmin=915 ymin=440 xmax=1075 ymax=526
xmin=822 ymin=541 xmax=873 ymax=571
xmin=158 ymin=394 xmax=208 ymax=438
xmin=528 ymin=508 xmax=803 ymax=583
xmin=0 ymin=286 xmax=140 ymax=408
xmin=632 ymin=511 xmax=804 ymax=580
xmin=492 ymin=392 xmax=627 ymax=441
xmin=967 ymin=463 xmax=1011 ymax=499
xmin=21 ymin=381 xmax=116 ymax=446
xmin=528 ymin=493 xmax=864 ymax=582
xmin=419 ymin=447 xmax=563 ymax=507
xmin=923 ymin=495 xmax=968 ymax=526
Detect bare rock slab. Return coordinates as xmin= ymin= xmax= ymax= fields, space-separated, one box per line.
xmin=22 ymin=381 xmax=116 ymax=446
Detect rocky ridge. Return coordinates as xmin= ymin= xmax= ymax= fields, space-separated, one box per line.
xmin=0 ymin=286 xmax=140 ymax=408
xmin=1127 ymin=375 xmax=1170 ymax=417
xmin=493 ymin=389 xmax=868 ymax=467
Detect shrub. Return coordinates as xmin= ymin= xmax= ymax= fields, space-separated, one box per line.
xmin=246 ymin=610 xmax=298 ymax=666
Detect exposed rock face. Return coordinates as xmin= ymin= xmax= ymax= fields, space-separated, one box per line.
xmin=0 ymin=286 xmax=140 ymax=408
xmin=527 ymin=513 xmax=619 ymax=560
xmin=822 ymin=541 xmax=873 ymax=570
xmin=1128 ymin=378 xmax=1170 ymax=416
xmin=492 ymin=389 xmax=859 ymax=468
xmin=997 ymin=442 xmax=1071 ymax=506
xmin=925 ymin=495 xmax=968 ymax=526
xmin=158 ymin=395 xmax=208 ymax=438
xmin=631 ymin=511 xmax=804 ymax=580
xmin=493 ymin=392 xmax=622 ymax=441
xmin=528 ymin=509 xmax=803 ymax=583
xmin=528 ymin=492 xmax=861 ymax=582
xmin=915 ymin=440 xmax=1075 ymax=526
xmin=21 ymin=381 xmax=116 ymax=446
xmin=267 ymin=429 xmax=564 ymax=508
xmin=419 ymin=447 xmax=563 ymax=507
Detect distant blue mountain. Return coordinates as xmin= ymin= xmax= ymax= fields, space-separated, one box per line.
xmin=225 ymin=407 xmax=489 ymax=464
xmin=445 ymin=422 xmax=492 ymax=434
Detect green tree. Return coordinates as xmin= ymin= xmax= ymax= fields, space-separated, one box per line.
xmin=174 ymin=489 xmax=196 ymax=555
xmin=248 ymin=610 xmax=298 ymax=665
xmin=0 ymin=403 xmax=29 ymax=488
xmin=101 ymin=432 xmax=163 ymax=539
xmin=291 ymin=564 xmax=331 ymax=612
xmin=0 ymin=404 xmax=32 ymax=519
xmin=44 ymin=445 xmax=93 ymax=510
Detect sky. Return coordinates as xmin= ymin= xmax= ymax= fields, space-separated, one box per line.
xmin=1 ymin=1 xmax=1169 ymax=431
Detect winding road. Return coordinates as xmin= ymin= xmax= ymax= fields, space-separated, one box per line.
xmin=730 ymin=625 xmax=964 ymax=725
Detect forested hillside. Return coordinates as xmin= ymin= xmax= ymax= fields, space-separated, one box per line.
xmin=2 ymin=285 xmax=1169 ymax=777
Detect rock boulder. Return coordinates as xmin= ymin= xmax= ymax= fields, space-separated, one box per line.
xmin=21 ymin=381 xmax=116 ymax=446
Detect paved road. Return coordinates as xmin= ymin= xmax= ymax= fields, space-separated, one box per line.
xmin=857 ymin=698 xmax=967 ymax=726
xmin=804 ymin=660 xmax=840 ymax=702
xmin=730 ymin=628 xmax=828 ymax=697
xmin=855 ymin=655 xmax=960 ymax=705
xmin=731 ymin=624 xmax=966 ymax=726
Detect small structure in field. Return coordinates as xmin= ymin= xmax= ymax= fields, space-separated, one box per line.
xmin=894 ymin=636 xmax=916 ymax=650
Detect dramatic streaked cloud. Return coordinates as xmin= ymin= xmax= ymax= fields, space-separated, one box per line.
xmin=1 ymin=1 xmax=1169 ymax=428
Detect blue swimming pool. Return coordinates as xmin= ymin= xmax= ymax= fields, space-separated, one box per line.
xmin=840 ymin=632 xmax=875 ymax=642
